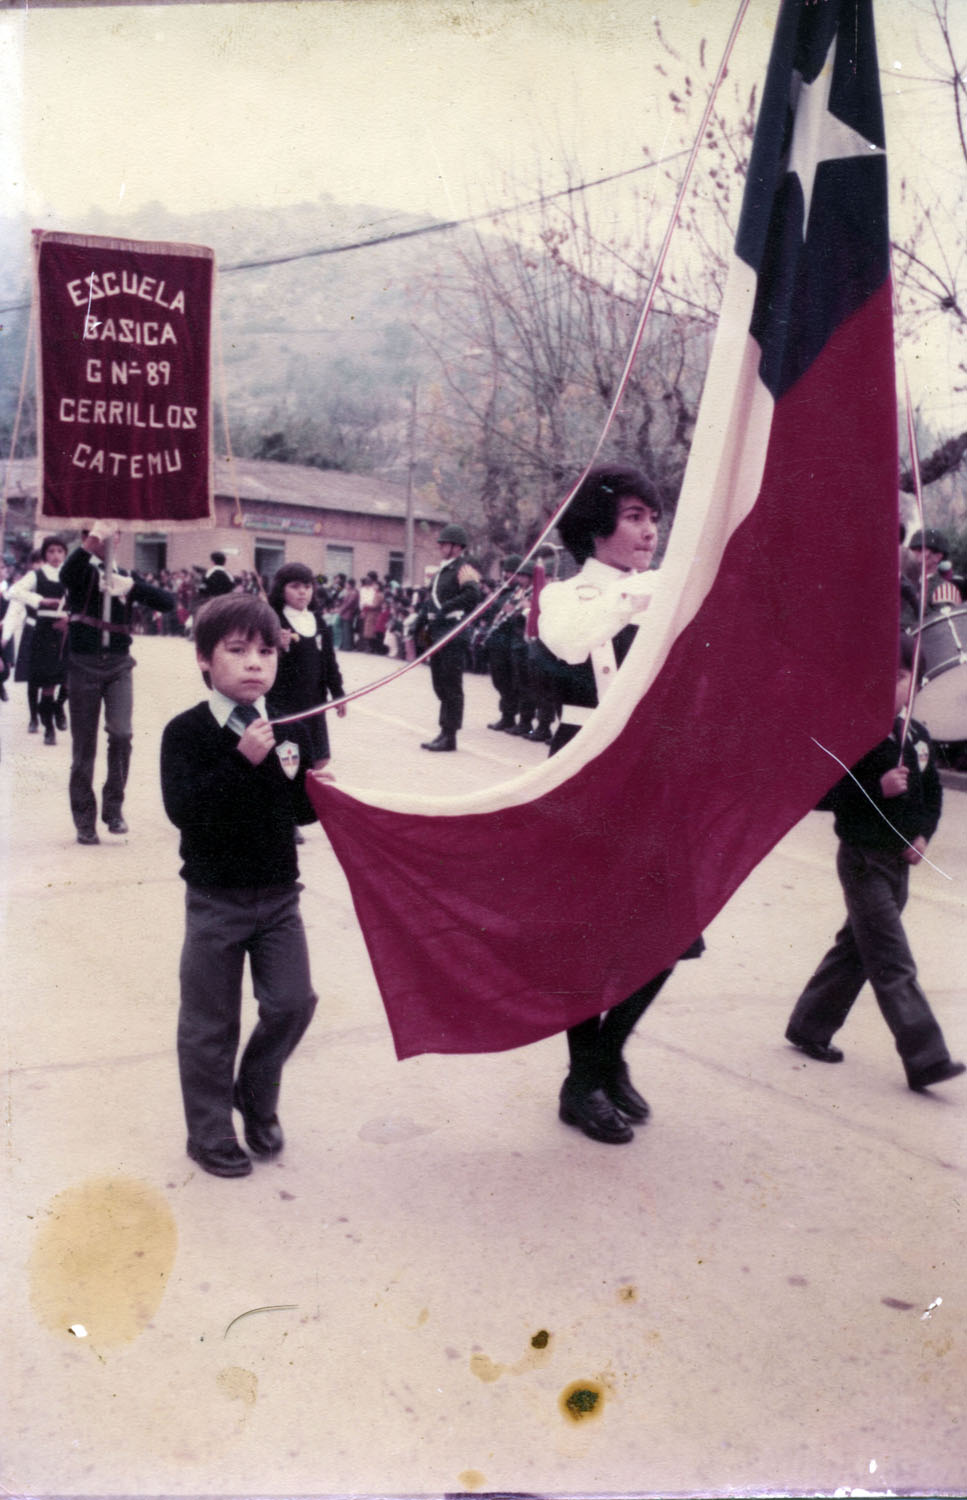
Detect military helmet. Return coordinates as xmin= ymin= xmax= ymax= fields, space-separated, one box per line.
xmin=438 ymin=523 xmax=468 ymax=547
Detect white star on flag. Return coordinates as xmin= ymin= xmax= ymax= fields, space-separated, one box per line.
xmin=787 ymin=33 xmax=884 ymax=235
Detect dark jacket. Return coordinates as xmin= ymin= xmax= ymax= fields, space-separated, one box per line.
xmin=161 ymin=701 xmax=317 ymax=888
xmin=266 ymin=607 xmax=343 ymax=716
xmin=820 ymin=716 xmax=942 ymax=853
xmin=61 ymin=546 xmax=174 ymax=655
xmin=426 ymin=555 xmax=481 ymax=641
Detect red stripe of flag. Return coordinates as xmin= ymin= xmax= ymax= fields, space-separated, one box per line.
xmin=309 ymin=0 xmax=898 ymax=1059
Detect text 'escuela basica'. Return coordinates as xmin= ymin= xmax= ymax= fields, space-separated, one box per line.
xmin=58 ymin=268 xmax=201 ymax=480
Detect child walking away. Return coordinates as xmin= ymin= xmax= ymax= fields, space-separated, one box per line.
xmin=160 ymin=594 xmax=330 ymax=1177
xmin=785 ymin=635 xmax=965 ymax=1093
xmin=266 ymin=562 xmax=345 ymax=771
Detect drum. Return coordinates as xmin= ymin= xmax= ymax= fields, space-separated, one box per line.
xmin=912 ymin=608 xmax=967 ymax=742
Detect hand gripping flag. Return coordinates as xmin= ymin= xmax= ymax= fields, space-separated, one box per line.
xmin=309 ymin=0 xmax=898 ymax=1060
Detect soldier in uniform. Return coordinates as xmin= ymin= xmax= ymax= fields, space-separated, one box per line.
xmin=486 ymin=554 xmax=528 ymax=733
xmin=904 ymin=528 xmax=963 ymax=613
xmin=537 ymin=463 xmax=703 ymax=1144
xmin=420 ymin=523 xmax=482 ymax=753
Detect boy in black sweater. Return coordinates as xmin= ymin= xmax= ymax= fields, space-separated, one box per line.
xmin=786 ymin=636 xmax=965 ymax=1092
xmin=161 ymin=594 xmax=327 ymax=1177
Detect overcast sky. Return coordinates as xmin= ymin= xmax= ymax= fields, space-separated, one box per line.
xmin=2 ymin=0 xmax=964 ymax=427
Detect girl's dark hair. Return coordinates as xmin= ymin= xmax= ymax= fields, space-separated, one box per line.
xmin=557 ymin=463 xmax=662 ymax=563
xmin=194 ymin=594 xmax=281 ymax=661
xmin=40 ymin=535 xmax=66 ymax=561
xmin=268 ymin=562 xmax=316 ymax=611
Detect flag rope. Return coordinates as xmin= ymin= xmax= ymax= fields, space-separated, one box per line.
xmin=270 ymin=0 xmax=754 ymax=728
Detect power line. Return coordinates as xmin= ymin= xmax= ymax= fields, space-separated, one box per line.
xmin=218 ymin=150 xmax=692 ymax=274
xmin=0 ymin=149 xmax=692 ymax=314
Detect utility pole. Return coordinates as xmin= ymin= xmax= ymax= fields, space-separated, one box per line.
xmin=404 ymin=381 xmax=417 ymax=585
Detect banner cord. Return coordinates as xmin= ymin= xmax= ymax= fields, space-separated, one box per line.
xmin=271 ymin=0 xmax=753 ymax=727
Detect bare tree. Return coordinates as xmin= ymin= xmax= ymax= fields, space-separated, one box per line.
xmin=892 ymin=0 xmax=967 ymax=491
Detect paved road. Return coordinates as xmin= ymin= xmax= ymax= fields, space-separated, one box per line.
xmin=2 ymin=636 xmax=966 ymax=1499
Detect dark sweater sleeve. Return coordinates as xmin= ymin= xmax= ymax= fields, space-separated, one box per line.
xmin=825 ymin=727 xmax=942 ymax=850
xmin=130 ymin=573 xmax=175 ymax=612
xmin=918 ymin=737 xmax=943 ymax=843
xmin=160 ymin=709 xmax=257 ymax=831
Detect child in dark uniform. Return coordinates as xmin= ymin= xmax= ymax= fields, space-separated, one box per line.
xmin=160 ymin=594 xmax=330 ymax=1177
xmin=786 ymin=635 xmax=965 ymax=1092
xmin=267 ymin=562 xmax=345 ymax=771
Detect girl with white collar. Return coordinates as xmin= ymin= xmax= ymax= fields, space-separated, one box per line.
xmin=266 ymin=562 xmax=346 ymax=773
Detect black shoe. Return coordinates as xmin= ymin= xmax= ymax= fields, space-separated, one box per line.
xmin=526 ymin=727 xmax=552 ymax=743
xmin=54 ymin=709 xmax=68 ymax=731
xmin=488 ymin=719 xmax=514 ymax=732
xmin=43 ymin=727 xmax=56 ymax=746
xmin=233 ymin=1086 xmax=284 ymax=1157
xmin=558 ymin=1079 xmax=634 ymax=1144
xmin=76 ymin=828 xmax=100 ymax=845
xmin=28 ymin=718 xmax=39 ymax=734
xmin=506 ymin=723 xmax=532 ymax=736
xmin=785 ymin=1026 xmax=844 ymax=1063
xmin=908 ymin=1059 xmax=967 ymax=1092
xmin=104 ymin=815 xmax=129 ymax=834
xmin=421 ymin=733 xmax=457 ymax=751
xmin=187 ymin=1137 xmax=253 ymax=1177
xmin=602 ymin=1061 xmax=651 ymax=1122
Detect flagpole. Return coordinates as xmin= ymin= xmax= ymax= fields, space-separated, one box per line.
xmin=892 ymin=258 xmax=928 ymax=748
xmin=101 ymin=533 xmax=114 ymax=650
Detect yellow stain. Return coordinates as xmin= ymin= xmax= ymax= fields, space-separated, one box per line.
xmin=29 ymin=1175 xmax=177 ymax=1347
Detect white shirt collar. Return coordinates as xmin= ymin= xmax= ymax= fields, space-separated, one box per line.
xmin=208 ymin=688 xmax=267 ymax=727
xmin=581 ymin=555 xmax=657 ymax=586
xmin=283 ymin=604 xmax=316 ymax=635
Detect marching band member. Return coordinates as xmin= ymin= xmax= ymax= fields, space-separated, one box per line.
xmin=904 ymin=528 xmax=963 ymax=613
xmin=486 ymin=554 xmax=531 ymax=734
xmin=537 ymin=462 xmax=703 ymax=1144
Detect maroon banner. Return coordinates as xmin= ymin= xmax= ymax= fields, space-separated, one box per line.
xmin=34 ymin=230 xmax=214 ymax=527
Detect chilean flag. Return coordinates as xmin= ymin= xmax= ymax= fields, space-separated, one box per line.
xmin=309 ymin=0 xmax=898 ymax=1060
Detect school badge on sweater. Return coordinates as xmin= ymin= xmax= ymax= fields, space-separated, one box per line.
xmin=276 ymin=740 xmax=300 ymax=779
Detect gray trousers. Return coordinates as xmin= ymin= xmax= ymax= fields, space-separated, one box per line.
xmin=177 ymin=883 xmax=318 ymax=1150
xmin=67 ymin=651 xmax=134 ymax=830
xmin=788 ymin=842 xmax=950 ymax=1081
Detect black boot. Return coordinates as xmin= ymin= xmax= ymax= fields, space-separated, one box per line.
xmin=558 ymin=1076 xmax=634 ymax=1144
xmin=600 ymin=1059 xmax=650 ymax=1122
xmin=421 ymin=732 xmax=457 ymax=751
xmin=28 ymin=715 xmax=39 ymax=734
xmin=39 ymin=700 xmax=57 ymax=746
